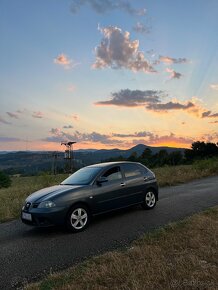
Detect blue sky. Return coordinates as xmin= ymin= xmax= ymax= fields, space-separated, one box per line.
xmin=0 ymin=0 xmax=218 ymax=151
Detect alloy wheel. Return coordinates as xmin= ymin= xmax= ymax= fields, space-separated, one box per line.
xmin=70 ymin=208 xmax=88 ymax=230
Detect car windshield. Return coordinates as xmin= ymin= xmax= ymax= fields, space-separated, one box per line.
xmin=61 ymin=167 xmax=101 ymax=185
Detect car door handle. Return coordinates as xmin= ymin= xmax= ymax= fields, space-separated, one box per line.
xmin=120 ymin=182 xmax=126 ymax=186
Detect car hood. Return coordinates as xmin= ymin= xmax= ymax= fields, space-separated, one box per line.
xmin=26 ymin=184 xmax=85 ymax=203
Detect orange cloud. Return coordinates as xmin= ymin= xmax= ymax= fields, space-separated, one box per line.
xmin=54 ymin=54 xmax=78 ymax=69
xmin=159 ymin=55 xmax=188 ymax=64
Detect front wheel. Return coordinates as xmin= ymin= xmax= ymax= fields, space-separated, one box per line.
xmin=141 ymin=190 xmax=157 ymax=210
xmin=66 ymin=205 xmax=90 ymax=232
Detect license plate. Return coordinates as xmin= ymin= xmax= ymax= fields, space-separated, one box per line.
xmin=22 ymin=212 xmax=32 ymax=221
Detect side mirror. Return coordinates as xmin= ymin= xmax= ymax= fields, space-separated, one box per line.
xmin=96 ymin=176 xmax=108 ymax=186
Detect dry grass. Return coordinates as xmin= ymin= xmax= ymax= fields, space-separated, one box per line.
xmin=0 ymin=158 xmax=218 ymax=223
xmin=154 ymin=158 xmax=218 ymax=187
xmin=26 ymin=207 xmax=218 ymax=290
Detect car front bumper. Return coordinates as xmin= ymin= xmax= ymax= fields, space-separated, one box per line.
xmin=21 ymin=206 xmax=68 ymax=227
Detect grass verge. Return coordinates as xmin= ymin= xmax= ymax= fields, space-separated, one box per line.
xmin=155 ymin=158 xmax=218 ymax=187
xmin=0 ymin=158 xmax=218 ymax=223
xmin=26 ymin=206 xmax=218 ymax=290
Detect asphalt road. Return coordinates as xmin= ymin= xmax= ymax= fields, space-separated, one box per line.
xmin=0 ymin=176 xmax=218 ymax=289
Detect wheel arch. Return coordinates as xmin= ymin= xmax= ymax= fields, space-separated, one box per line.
xmin=65 ymin=201 xmax=92 ymax=222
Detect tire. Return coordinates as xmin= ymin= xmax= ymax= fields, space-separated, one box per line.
xmin=66 ymin=204 xmax=90 ymax=232
xmin=141 ymin=190 xmax=157 ymax=210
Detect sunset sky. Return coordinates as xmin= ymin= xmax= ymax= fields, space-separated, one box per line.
xmin=0 ymin=0 xmax=218 ymax=151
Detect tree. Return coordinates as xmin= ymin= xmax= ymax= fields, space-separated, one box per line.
xmin=140 ymin=148 xmax=152 ymax=166
xmin=141 ymin=148 xmax=152 ymax=160
xmin=128 ymin=151 xmax=138 ymax=162
xmin=156 ymin=150 xmax=169 ymax=166
xmin=0 ymin=171 xmax=12 ymax=188
xmin=185 ymin=141 xmax=218 ymax=161
xmin=168 ymin=151 xmax=183 ymax=166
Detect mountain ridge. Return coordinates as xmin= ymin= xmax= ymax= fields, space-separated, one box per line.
xmin=0 ymin=143 xmax=185 ymax=175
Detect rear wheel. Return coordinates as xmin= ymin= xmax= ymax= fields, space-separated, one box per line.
xmin=141 ymin=190 xmax=157 ymax=210
xmin=66 ymin=205 xmax=90 ymax=232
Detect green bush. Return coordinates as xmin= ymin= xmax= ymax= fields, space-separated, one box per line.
xmin=0 ymin=171 xmax=12 ymax=188
xmin=193 ymin=158 xmax=218 ymax=174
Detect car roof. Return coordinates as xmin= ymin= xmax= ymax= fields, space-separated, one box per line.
xmin=87 ymin=161 xmax=142 ymax=168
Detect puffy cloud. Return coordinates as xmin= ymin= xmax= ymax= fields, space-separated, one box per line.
xmin=54 ymin=54 xmax=77 ymax=69
xmin=92 ymin=26 xmax=155 ymax=73
xmin=6 ymin=112 xmax=19 ymax=119
xmin=44 ymin=128 xmax=123 ymax=145
xmin=147 ymin=133 xmax=194 ymax=145
xmin=166 ymin=67 xmax=183 ymax=80
xmin=146 ymin=101 xmax=195 ymax=112
xmin=84 ymin=132 xmax=121 ymax=144
xmin=44 ymin=127 xmax=196 ymax=148
xmin=95 ymin=89 xmax=164 ymax=107
xmin=70 ymin=0 xmax=146 ymax=15
xmin=159 ymin=55 xmax=188 ymax=64
xmin=94 ymin=89 xmax=210 ymax=117
xmin=210 ymin=83 xmax=218 ymax=90
xmin=95 ymin=89 xmax=200 ymax=114
xmin=170 ymin=70 xmax=182 ymax=79
xmin=0 ymin=116 xmax=11 ymax=125
xmin=54 ymin=54 xmax=70 ymax=66
xmin=201 ymin=110 xmax=218 ymax=118
xmin=113 ymin=131 xmax=154 ymax=138
xmin=133 ymin=22 xmax=151 ymax=34
xmin=209 ymin=120 xmax=218 ymax=124
xmin=32 ymin=111 xmax=43 ymax=119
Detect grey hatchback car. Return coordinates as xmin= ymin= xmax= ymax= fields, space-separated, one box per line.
xmin=21 ymin=161 xmax=158 ymax=232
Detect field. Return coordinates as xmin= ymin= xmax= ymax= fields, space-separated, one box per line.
xmin=26 ymin=207 xmax=218 ymax=290
xmin=0 ymin=158 xmax=218 ymax=223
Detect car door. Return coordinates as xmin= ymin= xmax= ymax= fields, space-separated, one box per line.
xmin=120 ymin=163 xmax=147 ymax=206
xmin=91 ymin=165 xmax=126 ymax=214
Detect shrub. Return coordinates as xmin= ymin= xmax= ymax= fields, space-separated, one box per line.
xmin=0 ymin=171 xmax=12 ymax=188
xmin=193 ymin=158 xmax=218 ymax=174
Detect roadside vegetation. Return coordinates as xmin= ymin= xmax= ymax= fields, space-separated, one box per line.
xmin=26 ymin=206 xmax=218 ymax=290
xmin=0 ymin=158 xmax=218 ymax=223
xmin=0 ymin=170 xmax=11 ymax=188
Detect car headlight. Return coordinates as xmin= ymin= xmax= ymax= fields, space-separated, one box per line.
xmin=38 ymin=200 xmax=56 ymax=208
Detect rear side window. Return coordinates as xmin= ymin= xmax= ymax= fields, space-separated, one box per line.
xmin=102 ymin=166 xmax=122 ymax=182
xmin=122 ymin=164 xmax=143 ymax=179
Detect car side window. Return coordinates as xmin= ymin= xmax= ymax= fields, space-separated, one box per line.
xmin=122 ymin=164 xmax=143 ymax=179
xmin=102 ymin=166 xmax=122 ymax=182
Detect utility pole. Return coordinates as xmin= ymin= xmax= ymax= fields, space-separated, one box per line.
xmin=52 ymin=152 xmax=59 ymax=175
xmin=61 ymin=141 xmax=76 ymax=174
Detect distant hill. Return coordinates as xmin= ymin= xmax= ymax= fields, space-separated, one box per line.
xmin=0 ymin=144 xmax=185 ymax=175
xmin=76 ymin=144 xmax=184 ymax=164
